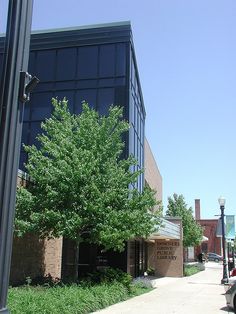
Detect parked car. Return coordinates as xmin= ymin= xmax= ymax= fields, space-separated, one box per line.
xmin=225 ymin=280 xmax=236 ymax=312
xmin=207 ymin=252 xmax=223 ymax=262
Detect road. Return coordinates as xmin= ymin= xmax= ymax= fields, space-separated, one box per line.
xmin=94 ymin=262 xmax=233 ymax=314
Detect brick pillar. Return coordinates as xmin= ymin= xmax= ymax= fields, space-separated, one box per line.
xmin=195 ymin=199 xmax=201 ymax=220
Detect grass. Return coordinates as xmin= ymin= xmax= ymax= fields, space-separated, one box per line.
xmin=8 ymin=282 xmax=152 ymax=314
xmin=184 ymin=264 xmax=204 ymax=276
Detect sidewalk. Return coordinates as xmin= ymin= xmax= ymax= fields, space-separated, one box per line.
xmin=93 ymin=262 xmax=230 ymax=314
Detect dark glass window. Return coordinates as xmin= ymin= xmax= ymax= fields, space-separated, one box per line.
xmin=115 ymin=87 xmax=126 ymax=111
xmin=24 ymin=102 xmax=30 ymax=121
xmin=56 ymin=48 xmax=77 ymax=80
xmin=97 ymin=88 xmax=114 ymax=116
xmin=36 ymin=50 xmax=56 ymax=81
xmin=98 ymin=78 xmax=114 ymax=87
xmin=78 ymin=46 xmax=98 ymax=79
xmin=34 ymin=82 xmax=54 ymax=92
xmin=55 ymin=81 xmax=75 ymax=90
xmin=29 ymin=121 xmax=42 ymax=147
xmin=129 ymin=96 xmax=134 ymax=125
xmin=28 ymin=52 xmax=36 ymax=74
xmin=21 ymin=122 xmax=30 ymax=146
xmin=77 ymin=80 xmax=97 ymax=89
xmin=115 ymin=77 xmax=126 ymax=86
xmin=129 ymin=125 xmax=135 ymax=156
xmin=116 ymin=43 xmax=126 ymax=76
xmin=75 ymin=89 xmax=97 ymax=114
xmin=30 ymin=92 xmax=53 ymax=121
xmin=134 ymin=130 xmax=137 ymax=159
xmin=19 ymin=152 xmax=27 ymax=171
xmin=99 ymin=45 xmax=115 ymax=77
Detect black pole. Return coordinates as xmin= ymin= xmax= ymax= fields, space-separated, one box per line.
xmin=0 ymin=1 xmax=34 ymax=313
xmin=221 ymin=205 xmax=228 ymax=284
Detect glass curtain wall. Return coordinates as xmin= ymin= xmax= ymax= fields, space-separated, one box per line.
xmin=20 ymin=42 xmax=128 ymax=169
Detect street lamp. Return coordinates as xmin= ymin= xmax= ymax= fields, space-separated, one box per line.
xmin=218 ymin=196 xmax=228 ymax=284
xmin=0 ymin=1 xmax=34 ymax=313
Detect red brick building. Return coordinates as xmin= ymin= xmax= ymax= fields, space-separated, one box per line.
xmin=195 ymin=199 xmax=221 ymax=256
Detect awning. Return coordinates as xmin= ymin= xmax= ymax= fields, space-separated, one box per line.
xmin=148 ymin=218 xmax=181 ymax=241
xmin=202 ymin=235 xmax=208 ymax=242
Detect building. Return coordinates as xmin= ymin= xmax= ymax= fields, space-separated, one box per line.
xmin=195 ymin=199 xmax=221 ymax=256
xmin=1 ymin=22 xmax=183 ymax=282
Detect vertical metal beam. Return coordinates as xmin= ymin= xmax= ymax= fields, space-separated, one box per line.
xmin=0 ymin=1 xmax=33 ymax=313
xmin=220 ymin=206 xmax=228 ymax=284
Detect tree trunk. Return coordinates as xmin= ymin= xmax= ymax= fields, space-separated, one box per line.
xmin=73 ymin=239 xmax=80 ymax=281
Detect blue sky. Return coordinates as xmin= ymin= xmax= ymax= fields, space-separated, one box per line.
xmin=1 ymin=0 xmax=236 ymax=219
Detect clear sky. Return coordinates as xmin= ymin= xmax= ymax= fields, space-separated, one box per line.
xmin=1 ymin=0 xmax=236 ymax=219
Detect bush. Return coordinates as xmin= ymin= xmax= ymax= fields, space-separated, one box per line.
xmin=8 ymin=281 xmax=151 ymax=314
xmin=86 ymin=267 xmax=132 ymax=291
xmin=184 ymin=264 xmax=204 ymax=276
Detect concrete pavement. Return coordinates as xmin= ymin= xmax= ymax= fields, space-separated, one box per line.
xmin=93 ymin=262 xmax=232 ymax=314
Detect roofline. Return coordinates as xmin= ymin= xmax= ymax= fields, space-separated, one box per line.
xmin=0 ymin=21 xmax=131 ymax=38
xmin=32 ymin=21 xmax=131 ymax=35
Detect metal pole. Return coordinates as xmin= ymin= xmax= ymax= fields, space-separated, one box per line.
xmin=0 ymin=1 xmax=33 ymax=313
xmin=221 ymin=205 xmax=228 ymax=284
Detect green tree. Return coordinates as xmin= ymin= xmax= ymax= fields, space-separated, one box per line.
xmin=15 ymin=98 xmax=161 ymax=278
xmin=166 ymin=193 xmax=203 ymax=247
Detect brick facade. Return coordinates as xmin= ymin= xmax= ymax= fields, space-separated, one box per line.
xmin=144 ymin=139 xmax=162 ymax=205
xmin=196 ymin=219 xmax=221 ymax=256
xmin=10 ymin=172 xmax=63 ymax=285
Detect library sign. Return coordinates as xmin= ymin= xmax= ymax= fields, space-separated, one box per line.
xmin=156 ymin=241 xmax=179 ymax=260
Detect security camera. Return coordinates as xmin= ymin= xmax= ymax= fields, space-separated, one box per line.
xmin=25 ymin=76 xmax=40 ymax=94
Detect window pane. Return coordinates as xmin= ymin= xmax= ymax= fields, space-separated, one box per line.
xmin=98 ymin=78 xmax=114 ymax=87
xmin=129 ymin=125 xmax=135 ymax=156
xmin=36 ymin=50 xmax=56 ymax=81
xmin=55 ymin=81 xmax=75 ymax=90
xmin=21 ymin=122 xmax=30 ymax=146
xmin=24 ymin=102 xmax=30 ymax=121
xmin=56 ymin=48 xmax=77 ymax=80
xmin=116 ymin=43 xmax=126 ymax=76
xmin=30 ymin=92 xmax=53 ymax=121
xmin=77 ymin=80 xmax=97 ymax=89
xmin=29 ymin=121 xmax=42 ymax=147
xmin=75 ymin=89 xmax=97 ymax=114
xmin=97 ymin=88 xmax=114 ymax=116
xmin=99 ymin=45 xmax=115 ymax=77
xmin=28 ymin=52 xmax=36 ymax=74
xmin=129 ymin=95 xmax=134 ymax=124
xmin=78 ymin=46 xmax=98 ymax=79
xmin=19 ymin=152 xmax=27 ymax=171
xmin=115 ymin=86 xmax=126 ymax=111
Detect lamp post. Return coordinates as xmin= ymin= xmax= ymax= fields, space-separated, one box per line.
xmin=218 ymin=196 xmax=228 ymax=284
xmin=0 ymin=1 xmax=35 ymax=313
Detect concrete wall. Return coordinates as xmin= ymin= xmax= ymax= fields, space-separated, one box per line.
xmin=144 ymin=139 xmax=162 ymax=208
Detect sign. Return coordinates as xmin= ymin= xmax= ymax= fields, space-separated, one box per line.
xmin=157 ymin=241 xmax=179 ymax=260
xmin=226 ymin=215 xmax=235 ymax=239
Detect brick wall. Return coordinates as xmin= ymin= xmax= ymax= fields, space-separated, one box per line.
xmin=10 ymin=171 xmax=63 ymax=285
xmin=196 ymin=219 xmax=221 ymax=256
xmin=144 ymin=139 xmax=162 ymax=207
xmin=155 ymin=239 xmax=183 ymax=277
xmin=10 ymin=234 xmax=62 ymax=285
